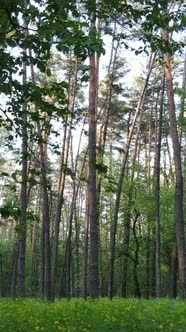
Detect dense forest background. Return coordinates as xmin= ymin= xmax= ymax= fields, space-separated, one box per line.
xmin=0 ymin=0 xmax=186 ymax=301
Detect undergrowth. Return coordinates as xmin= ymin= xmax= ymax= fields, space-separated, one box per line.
xmin=0 ymin=297 xmax=185 ymax=331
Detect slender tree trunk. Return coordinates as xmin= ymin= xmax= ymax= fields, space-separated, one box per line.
xmin=169 ymin=242 xmax=177 ymax=298
xmin=17 ymin=28 xmax=28 ymax=298
xmin=121 ymin=213 xmax=130 ymax=298
xmin=29 ymin=217 xmax=36 ymax=297
xmin=163 ymin=28 xmax=186 ymax=299
xmin=95 ymin=23 xmax=120 ymax=298
xmin=155 ymin=76 xmax=164 ymax=297
xmin=65 ymin=127 xmax=86 ymax=298
xmin=39 ymin=139 xmax=52 ymax=301
xmin=51 ymin=124 xmax=70 ymax=299
xmin=132 ymin=213 xmax=141 ymax=298
xmin=145 ymin=92 xmax=154 ymax=298
xmin=121 ymin=100 xmax=143 ymax=298
xmin=179 ymin=52 xmax=186 ymax=145
xmin=9 ymin=241 xmax=19 ymax=298
xmin=97 ymin=22 xmax=119 ymax=211
xmin=29 ymin=55 xmax=52 ymax=301
xmin=181 ymin=54 xmax=186 ymax=262
xmin=82 ymin=189 xmax=89 ymax=299
xmin=59 ymin=239 xmax=68 ymax=298
xmin=59 ymin=128 xmax=86 ymax=299
xmin=74 ymin=211 xmax=80 ymax=297
xmin=0 ymin=255 xmax=3 ymax=296
xmin=88 ymin=3 xmax=99 ymax=299
xmin=145 ymin=223 xmax=151 ymax=298
xmin=144 ymin=91 xmax=154 ymax=298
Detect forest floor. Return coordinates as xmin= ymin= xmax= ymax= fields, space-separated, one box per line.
xmin=0 ymin=297 xmax=185 ymax=331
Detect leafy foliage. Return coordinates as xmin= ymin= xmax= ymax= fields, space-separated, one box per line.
xmin=0 ymin=298 xmax=185 ymax=331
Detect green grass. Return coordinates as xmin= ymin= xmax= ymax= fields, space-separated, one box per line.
xmin=0 ymin=297 xmax=186 ymax=331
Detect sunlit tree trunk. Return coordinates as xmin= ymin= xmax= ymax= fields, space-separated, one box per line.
xmin=88 ymin=1 xmax=99 ymax=298
xmin=97 ymin=22 xmax=119 ymax=215
xmin=163 ymin=27 xmax=186 ymax=299
xmin=145 ymin=89 xmax=154 ymax=299
xmin=155 ymin=75 xmax=164 ymax=297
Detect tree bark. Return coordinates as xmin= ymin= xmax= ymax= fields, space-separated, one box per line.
xmin=163 ymin=28 xmax=186 ymax=299
xmin=155 ymin=76 xmax=164 ymax=298
xmin=17 ymin=25 xmax=28 ymax=297
xmin=132 ymin=212 xmax=141 ymax=298
xmin=9 ymin=241 xmax=19 ymax=298
xmin=82 ymin=188 xmax=90 ymax=299
xmin=88 ymin=3 xmax=99 ymax=299
xmin=39 ymin=138 xmax=52 ymax=301
xmin=29 ymin=58 xmax=52 ymax=301
xmin=169 ymin=241 xmax=177 ymax=298
xmin=0 ymin=255 xmax=3 ymax=297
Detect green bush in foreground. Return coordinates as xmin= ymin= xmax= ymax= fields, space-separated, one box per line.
xmin=0 ymin=298 xmax=185 ymax=332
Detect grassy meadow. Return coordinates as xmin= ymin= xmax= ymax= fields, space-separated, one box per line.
xmin=0 ymin=298 xmax=185 ymax=332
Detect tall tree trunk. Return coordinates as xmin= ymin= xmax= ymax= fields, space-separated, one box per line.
xmin=144 ymin=89 xmax=154 ymax=298
xmin=169 ymin=241 xmax=177 ymax=298
xmin=163 ymin=28 xmax=186 ymax=299
xmin=108 ymin=53 xmax=156 ymax=299
xmin=29 ymin=215 xmax=37 ymax=297
xmin=121 ymin=105 xmax=143 ymax=297
xmin=0 ymin=255 xmax=3 ymax=297
xmin=88 ymin=3 xmax=99 ymax=299
xmin=65 ymin=126 xmax=85 ymax=298
xmin=179 ymin=52 xmax=186 ymax=145
xmin=74 ymin=211 xmax=80 ymax=297
xmin=96 ymin=23 xmax=120 ymax=297
xmin=82 ymin=188 xmax=90 ymax=299
xmin=39 ymin=136 xmax=52 ymax=301
xmin=97 ymin=22 xmax=119 ymax=213
xmin=132 ymin=212 xmax=141 ymax=298
xmin=29 ymin=58 xmax=52 ymax=301
xmin=9 ymin=241 xmax=19 ymax=298
xmin=51 ymin=124 xmax=70 ymax=299
xmin=17 ymin=22 xmax=28 ymax=297
xmin=155 ymin=76 xmax=164 ymax=297
xmin=59 ymin=127 xmax=87 ymax=298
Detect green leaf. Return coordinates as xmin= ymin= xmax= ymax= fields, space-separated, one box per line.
xmin=46 ymin=68 xmax=51 ymax=76
xmin=0 ymin=172 xmax=9 ymax=177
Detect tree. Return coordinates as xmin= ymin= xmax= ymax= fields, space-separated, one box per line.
xmin=88 ymin=0 xmax=99 ymax=299
xmin=163 ymin=24 xmax=186 ymax=299
xmin=154 ymin=75 xmax=164 ymax=298
xmin=17 ymin=5 xmax=28 ymax=297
